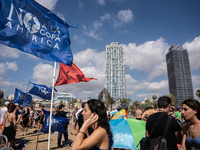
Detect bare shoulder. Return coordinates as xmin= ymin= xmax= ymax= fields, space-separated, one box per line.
xmin=92 ymin=127 xmax=107 ymax=138
xmin=94 ymin=127 xmax=107 ymax=134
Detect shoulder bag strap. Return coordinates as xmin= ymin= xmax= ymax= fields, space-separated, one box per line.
xmin=163 ymin=115 xmax=172 ymax=137
xmin=149 ymin=112 xmax=164 ymax=139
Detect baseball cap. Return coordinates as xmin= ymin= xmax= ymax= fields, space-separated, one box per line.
xmin=176 ymin=106 xmax=181 ymax=109
xmin=5 ymin=101 xmax=10 ymax=106
xmin=116 ymin=103 xmax=128 ymax=111
xmin=146 ymin=103 xmax=152 ymax=107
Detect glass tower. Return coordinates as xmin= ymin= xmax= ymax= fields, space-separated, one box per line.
xmin=105 ymin=42 xmax=126 ymax=101
xmin=166 ymin=45 xmax=194 ymax=105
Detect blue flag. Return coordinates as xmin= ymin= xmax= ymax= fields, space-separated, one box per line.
xmin=28 ymin=82 xmax=57 ymax=100
xmin=40 ymin=109 xmax=69 ymax=133
xmin=13 ymin=88 xmax=32 ymax=106
xmin=0 ymin=0 xmax=73 ymax=65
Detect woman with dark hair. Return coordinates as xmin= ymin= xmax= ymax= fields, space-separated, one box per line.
xmin=71 ymin=99 xmax=113 ymax=150
xmin=180 ymin=98 xmax=200 ymax=150
xmin=2 ymin=103 xmax=21 ymax=148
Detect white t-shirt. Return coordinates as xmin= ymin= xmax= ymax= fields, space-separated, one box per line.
xmin=0 ymin=107 xmax=8 ymax=125
xmin=75 ymin=108 xmax=83 ymax=120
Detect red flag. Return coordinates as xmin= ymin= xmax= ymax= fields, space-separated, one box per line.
xmin=54 ymin=63 xmax=97 ymax=86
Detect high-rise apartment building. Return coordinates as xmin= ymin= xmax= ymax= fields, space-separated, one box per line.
xmin=105 ymin=42 xmax=126 ymax=101
xmin=166 ymin=45 xmax=194 ymax=105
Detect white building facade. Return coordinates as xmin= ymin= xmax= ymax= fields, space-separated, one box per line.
xmin=105 ymin=42 xmax=126 ymax=101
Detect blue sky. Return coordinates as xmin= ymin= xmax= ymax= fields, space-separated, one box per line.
xmin=0 ymin=0 xmax=200 ymax=102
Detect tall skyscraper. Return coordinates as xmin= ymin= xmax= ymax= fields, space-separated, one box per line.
xmin=166 ymin=45 xmax=194 ymax=105
xmin=105 ymin=42 xmax=126 ymax=101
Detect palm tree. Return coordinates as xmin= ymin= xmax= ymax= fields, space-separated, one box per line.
xmin=104 ymin=97 xmax=116 ymax=111
xmin=119 ymin=98 xmax=132 ymax=105
xmin=132 ymin=100 xmax=140 ymax=110
xmin=196 ymin=89 xmax=200 ymax=99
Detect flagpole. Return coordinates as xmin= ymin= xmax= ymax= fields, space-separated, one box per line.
xmin=12 ymin=87 xmax=16 ymax=103
xmin=22 ymin=79 xmax=31 ymax=106
xmin=47 ymin=62 xmax=57 ymax=150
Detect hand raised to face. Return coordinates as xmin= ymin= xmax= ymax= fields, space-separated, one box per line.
xmin=84 ymin=113 xmax=99 ymax=128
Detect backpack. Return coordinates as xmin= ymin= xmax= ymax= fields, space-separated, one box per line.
xmin=140 ymin=113 xmax=172 ymax=150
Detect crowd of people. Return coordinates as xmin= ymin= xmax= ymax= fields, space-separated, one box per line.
xmin=0 ymin=102 xmax=44 ymax=149
xmin=0 ymin=97 xmax=200 ymax=150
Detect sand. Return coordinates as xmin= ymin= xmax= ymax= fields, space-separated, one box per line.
xmin=13 ymin=122 xmax=77 ymax=150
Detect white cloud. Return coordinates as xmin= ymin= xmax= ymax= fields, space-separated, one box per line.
xmin=97 ymin=0 xmax=106 ymax=5
xmin=0 ymin=45 xmax=20 ymax=58
xmin=0 ymin=62 xmax=18 ymax=76
xmin=79 ymin=1 xmax=84 ymax=10
xmin=118 ymin=9 xmax=133 ymax=23
xmin=82 ymin=24 xmax=102 ymax=40
xmin=35 ymin=0 xmax=58 ymax=11
xmin=100 ymin=10 xmax=134 ymax=28
xmin=147 ymin=80 xmax=168 ymax=92
xmin=124 ymin=38 xmax=169 ymax=72
xmin=73 ymin=35 xmax=86 ymax=44
xmin=5 ymin=62 xmax=18 ymax=71
xmin=147 ymin=62 xmax=167 ymax=80
xmin=183 ymin=36 xmax=200 ymax=70
xmin=0 ymin=63 xmax=6 ymax=76
xmin=94 ymin=21 xmax=103 ymax=30
xmin=0 ymin=77 xmax=14 ymax=87
xmin=136 ymin=93 xmax=163 ymax=101
xmin=192 ymin=75 xmax=200 ymax=87
xmin=82 ymin=20 xmax=103 ymax=40
xmin=74 ymin=48 xmax=105 ymax=69
xmin=32 ymin=62 xmax=54 ymax=87
xmin=101 ymin=13 xmax=111 ymax=22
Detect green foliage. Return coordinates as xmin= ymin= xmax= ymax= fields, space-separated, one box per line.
xmin=0 ymin=99 xmax=12 ymax=106
xmin=152 ymin=100 xmax=158 ymax=108
xmin=196 ymin=89 xmax=200 ymax=98
xmin=167 ymin=93 xmax=176 ymax=106
xmin=144 ymin=99 xmax=150 ymax=104
xmin=132 ymin=100 xmax=140 ymax=110
xmin=104 ymin=97 xmax=116 ymax=111
xmin=120 ymin=98 xmax=132 ymax=105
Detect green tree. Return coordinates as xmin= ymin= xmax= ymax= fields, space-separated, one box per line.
xmin=167 ymin=93 xmax=176 ymax=107
xmin=104 ymin=97 xmax=116 ymax=111
xmin=132 ymin=100 xmax=140 ymax=110
xmin=196 ymin=89 xmax=200 ymax=99
xmin=152 ymin=100 xmax=158 ymax=109
xmin=120 ymin=98 xmax=132 ymax=105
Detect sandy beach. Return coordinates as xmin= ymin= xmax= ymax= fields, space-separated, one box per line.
xmin=13 ymin=122 xmax=77 ymax=150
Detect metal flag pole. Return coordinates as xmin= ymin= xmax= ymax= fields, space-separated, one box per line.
xmin=47 ymin=62 xmax=57 ymax=150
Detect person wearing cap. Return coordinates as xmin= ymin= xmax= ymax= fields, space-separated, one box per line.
xmin=175 ymin=106 xmax=182 ymax=124
xmin=135 ymin=106 xmax=143 ymax=120
xmin=142 ymin=103 xmax=157 ymax=121
xmin=0 ymin=101 xmax=10 ymax=127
